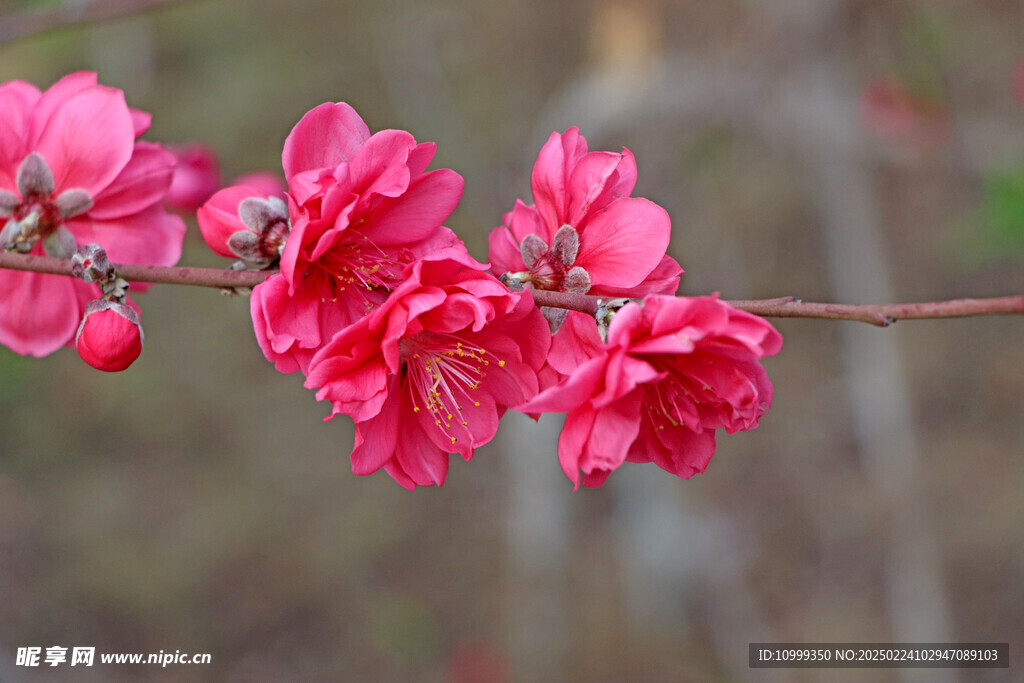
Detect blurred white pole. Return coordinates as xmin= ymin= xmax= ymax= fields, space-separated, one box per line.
xmin=786 ymin=61 xmax=956 ymax=683
xmin=503 ymin=411 xmax=569 ymax=682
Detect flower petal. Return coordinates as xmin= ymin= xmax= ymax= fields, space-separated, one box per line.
xmin=531 ymin=127 xmax=587 ymax=230
xmin=575 ymin=197 xmax=670 ymax=288
xmin=0 ymin=80 xmax=41 ymax=189
xmin=70 ymin=204 xmax=184 ymax=267
xmin=357 ymin=168 xmax=464 ymax=246
xmin=282 ymin=102 xmax=370 ymax=180
xmin=89 ymin=142 xmax=176 ymax=219
xmin=0 ymin=268 xmax=82 ymax=357
xmin=34 ymin=85 xmax=135 ymax=196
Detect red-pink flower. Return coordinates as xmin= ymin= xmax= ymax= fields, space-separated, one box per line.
xmin=0 ymin=72 xmax=185 ymax=357
xmin=488 ymin=127 xmax=682 ymax=332
xmin=197 ymin=184 xmax=290 ymax=269
xmin=75 ymin=299 xmax=143 ymax=372
xmin=521 ymin=295 xmax=782 ymax=489
xmin=251 ymin=102 xmax=466 ymax=374
xmin=165 ymin=143 xmax=220 ymax=212
xmin=305 ymin=256 xmax=551 ymax=490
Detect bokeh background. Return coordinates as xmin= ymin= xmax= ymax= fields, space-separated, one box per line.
xmin=1 ymin=0 xmax=1023 ymax=681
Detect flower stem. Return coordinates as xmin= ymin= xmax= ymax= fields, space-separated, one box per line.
xmin=527 ymin=289 xmax=1024 ymax=327
xmin=0 ymin=251 xmax=271 ymax=289
xmin=2 ymin=251 xmax=1023 ymax=325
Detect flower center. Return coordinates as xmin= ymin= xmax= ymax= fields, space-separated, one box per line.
xmin=399 ymin=333 xmax=505 ymax=445
xmin=511 ymin=225 xmax=591 ymax=295
xmin=0 ymin=153 xmax=92 ymax=258
xmin=643 ymin=363 xmax=704 ymax=432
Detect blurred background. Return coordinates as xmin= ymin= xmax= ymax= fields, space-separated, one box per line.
xmin=1 ymin=0 xmax=1023 ymax=681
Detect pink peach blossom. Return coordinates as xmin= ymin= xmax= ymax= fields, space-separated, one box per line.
xmin=305 ymin=256 xmax=550 ymax=490
xmin=197 ymin=184 xmax=290 ymax=269
xmin=521 ymin=295 xmax=782 ymax=489
xmin=0 ymin=72 xmax=184 ymax=357
xmin=250 ymin=102 xmax=466 ymax=374
xmin=488 ymin=127 xmax=682 ymax=334
xmin=165 ymin=143 xmax=220 ymax=212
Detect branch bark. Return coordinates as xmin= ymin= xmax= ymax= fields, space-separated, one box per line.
xmin=2 ymin=251 xmax=1023 ymax=325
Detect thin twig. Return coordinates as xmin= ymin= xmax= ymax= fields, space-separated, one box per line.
xmin=529 ymin=289 xmax=1024 ymax=326
xmin=2 ymin=251 xmax=1023 ymax=325
xmin=0 ymin=251 xmax=271 ymax=289
xmin=0 ymin=0 xmax=193 ymax=45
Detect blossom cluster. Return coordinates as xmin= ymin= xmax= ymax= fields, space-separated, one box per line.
xmin=193 ymin=104 xmax=782 ymax=489
xmin=0 ymin=72 xmax=184 ymax=366
xmin=1 ymin=73 xmax=782 ymax=490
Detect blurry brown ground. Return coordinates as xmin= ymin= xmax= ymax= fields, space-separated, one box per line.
xmin=1 ymin=1 xmax=1022 ymax=681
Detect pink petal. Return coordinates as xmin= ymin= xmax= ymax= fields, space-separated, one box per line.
xmin=130 ymin=108 xmax=151 ymax=138
xmin=592 ymin=351 xmax=661 ymax=407
xmin=547 ymin=310 xmax=605 ymax=376
xmin=282 ymin=102 xmax=370 ymax=180
xmin=557 ymin=405 xmax=596 ymax=489
xmin=250 ymin=275 xmax=314 ymax=373
xmin=196 ymin=185 xmax=265 ymax=258
xmin=0 ymin=268 xmax=81 ymax=357
xmin=347 ymin=129 xmax=417 ymax=201
xmin=406 ymin=141 xmax=437 ymax=176
xmin=505 ymin=199 xmax=549 ymax=244
xmin=164 ymin=143 xmax=220 ymax=212
xmin=487 ymin=225 xmax=525 ymax=278
xmin=396 ymin=411 xmax=451 ymax=487
xmin=70 ymin=204 xmax=184 ymax=267
xmin=308 ymin=338 xmax=390 ymax=423
xmin=0 ymin=80 xmax=41 ymax=189
xmin=27 ymin=72 xmax=98 ymax=146
xmin=565 ymin=151 xmax=623 ymax=227
xmin=575 ymin=197 xmax=670 ymax=288
xmin=358 ymin=168 xmax=464 ymax=246
xmin=34 ymin=85 xmax=135 ymax=196
xmin=592 ymin=253 xmax=682 ymax=298
xmin=417 ymin=388 xmax=498 ymax=460
xmin=531 ymin=127 xmax=587 ymax=230
xmin=89 ymin=142 xmax=176 ymax=219
xmin=604 ymin=300 xmax=646 ymax=347
xmin=578 ymin=391 xmax=642 ymax=477
xmin=518 ymin=354 xmax=607 ymax=414
xmin=351 ymin=387 xmax=401 ymax=476
xmin=647 ymin=423 xmax=717 ymax=479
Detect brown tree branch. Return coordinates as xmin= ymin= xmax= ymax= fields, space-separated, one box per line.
xmin=0 ymin=0 xmax=194 ymax=44
xmin=2 ymin=251 xmax=1023 ymax=325
xmin=528 ymin=289 xmax=1024 ymax=327
xmin=0 ymin=251 xmax=271 ymax=289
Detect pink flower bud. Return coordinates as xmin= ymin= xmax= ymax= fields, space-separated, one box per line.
xmin=75 ymin=300 xmax=144 ymax=372
xmin=165 ymin=143 xmax=221 ymax=212
xmin=196 ymin=185 xmax=259 ymax=258
xmin=197 ymin=185 xmax=289 ymax=268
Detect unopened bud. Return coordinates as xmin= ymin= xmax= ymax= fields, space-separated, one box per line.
xmin=71 ymin=244 xmax=114 ymax=284
xmin=75 ymin=300 xmax=143 ymax=372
